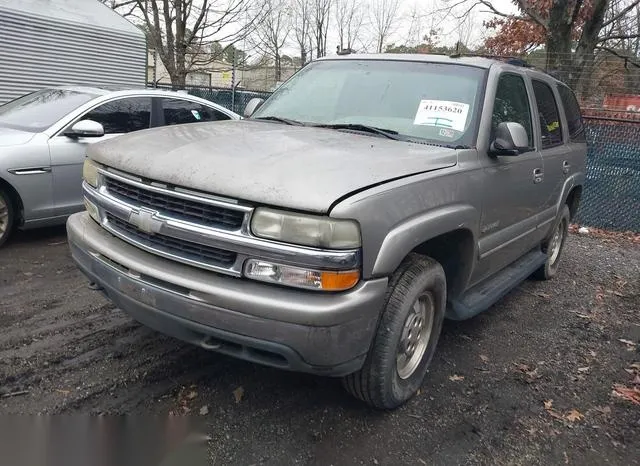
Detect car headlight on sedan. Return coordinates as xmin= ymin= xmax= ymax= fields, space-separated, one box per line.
xmin=82 ymin=159 xmax=100 ymax=188
xmin=250 ymin=208 xmax=361 ymax=249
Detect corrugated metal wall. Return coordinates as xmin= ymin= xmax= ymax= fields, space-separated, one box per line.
xmin=0 ymin=5 xmax=146 ymax=104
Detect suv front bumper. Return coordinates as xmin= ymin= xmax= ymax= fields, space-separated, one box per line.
xmin=67 ymin=212 xmax=387 ymax=376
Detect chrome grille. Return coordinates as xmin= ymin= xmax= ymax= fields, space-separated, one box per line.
xmin=107 ymin=214 xmax=237 ymax=268
xmin=105 ymin=177 xmax=245 ymax=230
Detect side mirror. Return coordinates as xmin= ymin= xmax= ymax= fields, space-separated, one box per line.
xmin=243 ymin=98 xmax=264 ymax=118
xmin=489 ymin=122 xmax=529 ymax=156
xmin=65 ymin=120 xmax=105 ymax=138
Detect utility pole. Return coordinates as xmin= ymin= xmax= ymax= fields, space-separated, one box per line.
xmin=231 ymin=48 xmax=236 ymax=112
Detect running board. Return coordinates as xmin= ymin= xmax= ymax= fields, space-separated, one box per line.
xmin=446 ymin=248 xmax=547 ymax=321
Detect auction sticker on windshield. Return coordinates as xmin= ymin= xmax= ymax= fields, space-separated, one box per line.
xmin=413 ymin=100 xmax=470 ymax=132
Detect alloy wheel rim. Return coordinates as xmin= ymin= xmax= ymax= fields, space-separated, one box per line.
xmin=0 ymin=196 xmax=8 ymax=235
xmin=397 ymin=292 xmax=434 ymax=380
xmin=549 ymin=220 xmax=565 ymax=266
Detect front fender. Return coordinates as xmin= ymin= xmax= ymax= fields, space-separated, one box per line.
xmin=372 ymin=204 xmax=480 ymax=277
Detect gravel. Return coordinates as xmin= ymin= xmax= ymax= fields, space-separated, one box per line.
xmin=0 ymin=226 xmax=638 ymax=465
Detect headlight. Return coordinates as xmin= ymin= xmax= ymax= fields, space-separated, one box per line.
xmin=83 ymin=159 xmax=100 ymax=187
xmin=250 ymin=208 xmax=360 ymax=249
xmin=244 ymin=259 xmax=360 ymax=291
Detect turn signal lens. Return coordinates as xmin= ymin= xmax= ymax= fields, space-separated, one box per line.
xmin=320 ymin=270 xmax=361 ymax=291
xmin=84 ymin=197 xmax=99 ymax=223
xmin=244 ymin=259 xmax=360 ymax=291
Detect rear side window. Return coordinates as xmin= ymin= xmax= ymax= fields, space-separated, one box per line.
xmin=557 ymin=85 xmax=585 ymax=142
xmin=492 ymin=73 xmax=533 ymax=147
xmin=162 ymin=98 xmax=231 ymax=125
xmin=532 ymin=80 xmax=563 ymax=148
xmin=84 ymin=97 xmax=151 ymax=134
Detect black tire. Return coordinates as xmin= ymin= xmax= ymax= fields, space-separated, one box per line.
xmin=342 ymin=254 xmax=446 ymax=409
xmin=533 ymin=204 xmax=570 ymax=280
xmin=0 ymin=187 xmax=15 ymax=247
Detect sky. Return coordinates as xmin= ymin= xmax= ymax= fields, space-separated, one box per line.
xmin=275 ymin=0 xmax=521 ymax=57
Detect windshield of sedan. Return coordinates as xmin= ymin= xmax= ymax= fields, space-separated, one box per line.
xmin=252 ymin=59 xmax=486 ymax=147
xmin=0 ymin=89 xmax=98 ymax=132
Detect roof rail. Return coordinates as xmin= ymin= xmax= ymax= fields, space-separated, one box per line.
xmin=449 ymin=52 xmax=533 ymax=68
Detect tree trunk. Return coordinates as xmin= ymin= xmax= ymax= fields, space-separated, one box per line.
xmin=544 ymin=0 xmax=574 ymax=82
xmin=572 ymin=0 xmax=609 ymax=98
xmin=275 ymin=54 xmax=282 ymax=81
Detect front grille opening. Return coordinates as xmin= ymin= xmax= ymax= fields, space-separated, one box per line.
xmin=105 ymin=177 xmax=245 ymax=230
xmin=107 ymin=214 xmax=237 ymax=268
xmin=200 ymin=335 xmax=289 ymax=367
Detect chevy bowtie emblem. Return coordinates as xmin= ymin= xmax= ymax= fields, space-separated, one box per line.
xmin=129 ymin=208 xmax=162 ymax=234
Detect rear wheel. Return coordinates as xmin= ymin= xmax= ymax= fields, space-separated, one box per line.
xmin=342 ymin=254 xmax=446 ymax=409
xmin=533 ymin=205 xmax=570 ymax=280
xmin=0 ymin=188 xmax=14 ymax=247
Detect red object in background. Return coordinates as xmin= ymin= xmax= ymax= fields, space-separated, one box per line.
xmin=603 ymin=94 xmax=640 ymax=112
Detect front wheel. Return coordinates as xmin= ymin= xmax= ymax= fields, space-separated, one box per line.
xmin=533 ymin=204 xmax=570 ymax=280
xmin=342 ymin=254 xmax=446 ymax=409
xmin=0 ymin=188 xmax=14 ymax=247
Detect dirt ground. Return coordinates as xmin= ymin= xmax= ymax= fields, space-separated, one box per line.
xmin=0 ymin=226 xmax=638 ymax=465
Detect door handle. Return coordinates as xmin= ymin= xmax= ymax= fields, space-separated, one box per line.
xmin=562 ymin=161 xmax=570 ymax=174
xmin=533 ymin=168 xmax=544 ymax=184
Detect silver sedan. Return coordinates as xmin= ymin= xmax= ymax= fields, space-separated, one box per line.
xmin=0 ymin=86 xmax=239 ymax=246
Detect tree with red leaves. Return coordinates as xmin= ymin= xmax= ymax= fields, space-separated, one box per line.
xmin=478 ymin=0 xmax=640 ymax=95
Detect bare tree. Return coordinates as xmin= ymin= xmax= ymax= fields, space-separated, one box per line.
xmin=106 ymin=0 xmax=265 ymax=87
xmin=334 ymin=0 xmax=363 ymax=51
xmin=292 ymin=0 xmax=314 ymax=63
xmin=370 ymin=0 xmax=401 ymax=53
xmin=251 ymin=0 xmax=292 ymax=81
xmin=312 ymin=0 xmax=332 ymax=57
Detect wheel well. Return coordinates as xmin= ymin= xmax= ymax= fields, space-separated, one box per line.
xmin=565 ymin=186 xmax=582 ymax=220
xmin=411 ymin=229 xmax=475 ymax=299
xmin=0 ymin=177 xmax=24 ymax=226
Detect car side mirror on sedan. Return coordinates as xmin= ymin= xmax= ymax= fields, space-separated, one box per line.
xmin=64 ymin=120 xmax=105 ymax=139
xmin=489 ymin=122 xmax=530 ymax=156
xmin=244 ymin=98 xmax=265 ymax=118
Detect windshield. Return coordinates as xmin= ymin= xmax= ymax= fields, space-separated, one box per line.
xmin=0 ymin=89 xmax=98 ymax=132
xmin=252 ymin=59 xmax=486 ymax=146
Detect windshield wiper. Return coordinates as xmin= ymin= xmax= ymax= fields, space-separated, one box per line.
xmin=252 ymin=116 xmax=305 ymax=126
xmin=312 ymin=123 xmax=404 ymax=141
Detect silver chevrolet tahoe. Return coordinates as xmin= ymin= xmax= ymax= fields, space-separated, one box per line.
xmin=67 ymin=54 xmax=587 ymax=409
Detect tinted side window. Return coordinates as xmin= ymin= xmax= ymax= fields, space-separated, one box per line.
xmin=532 ymin=80 xmax=563 ymax=148
xmin=162 ymin=98 xmax=231 ymax=125
xmin=492 ymin=74 xmax=533 ymax=147
xmin=557 ymin=85 xmax=585 ymax=142
xmin=84 ymin=97 xmax=151 ymax=134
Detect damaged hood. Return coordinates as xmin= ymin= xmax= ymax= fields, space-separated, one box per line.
xmin=89 ymin=120 xmax=458 ymax=213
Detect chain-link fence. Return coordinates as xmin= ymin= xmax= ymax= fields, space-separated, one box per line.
xmin=148 ymin=83 xmax=271 ymax=115
xmin=577 ymin=113 xmax=640 ymax=232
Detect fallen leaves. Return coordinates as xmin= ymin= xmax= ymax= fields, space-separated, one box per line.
xmin=515 ymin=363 xmax=542 ymax=383
xmin=199 ymin=405 xmax=209 ymax=416
xmin=449 ymin=374 xmax=465 ymax=382
xmin=565 ymin=409 xmax=584 ymax=422
xmin=612 ymin=384 xmax=640 ymax=405
xmin=619 ymin=339 xmax=637 ymax=351
xmin=233 ymin=386 xmax=245 ymax=403
xmin=569 ymin=224 xmax=640 ymax=244
xmin=479 ymin=354 xmax=489 ymax=363
xmin=543 ymin=400 xmax=584 ymax=423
